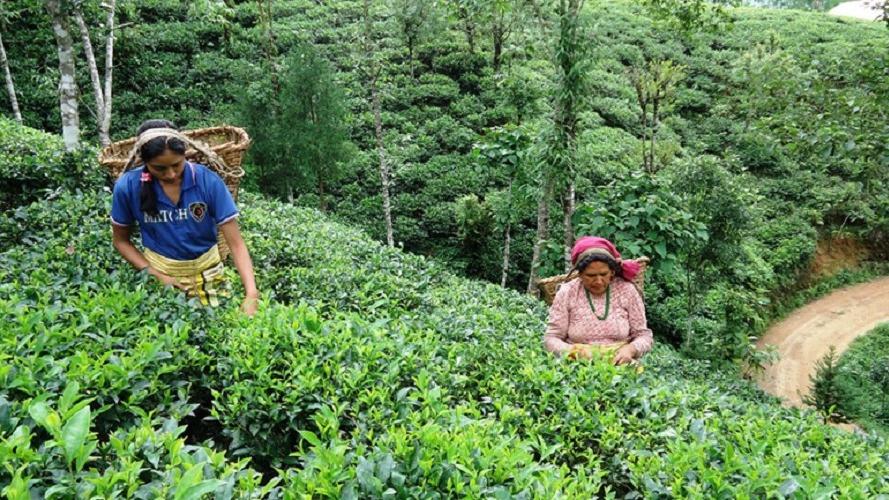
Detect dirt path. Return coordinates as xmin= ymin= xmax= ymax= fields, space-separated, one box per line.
xmin=828 ymin=1 xmax=885 ymax=21
xmin=756 ymin=276 xmax=889 ymax=407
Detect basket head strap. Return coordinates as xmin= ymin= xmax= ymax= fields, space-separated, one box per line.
xmin=123 ymin=128 xmax=244 ymax=180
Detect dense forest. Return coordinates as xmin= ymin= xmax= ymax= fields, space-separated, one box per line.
xmin=1 ymin=0 xmax=888 ymax=496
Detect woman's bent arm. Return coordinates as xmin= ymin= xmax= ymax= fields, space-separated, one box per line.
xmin=111 ymin=224 xmax=184 ymax=289
xmin=544 ymin=288 xmax=573 ymax=355
xmin=112 ymin=224 xmax=150 ymax=270
xmin=220 ymin=220 xmax=259 ymax=314
xmin=626 ymin=285 xmax=653 ymax=356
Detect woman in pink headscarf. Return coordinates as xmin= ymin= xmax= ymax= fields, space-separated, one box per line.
xmin=544 ymin=236 xmax=653 ymax=365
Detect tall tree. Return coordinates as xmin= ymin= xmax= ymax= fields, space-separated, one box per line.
xmin=629 ymin=59 xmax=684 ymax=174
xmin=45 ymin=0 xmax=80 ymax=151
xmin=0 ymin=25 xmax=21 ymax=123
xmin=446 ymin=0 xmax=481 ymax=53
xmin=554 ymin=0 xmax=584 ymax=271
xmin=188 ymin=0 xmax=235 ymax=45
xmin=478 ymin=126 xmax=531 ymax=287
xmin=447 ymin=0 xmax=525 ymax=71
xmin=391 ymin=0 xmax=439 ymax=79
xmin=493 ymin=65 xmax=544 ymax=287
xmin=490 ymin=0 xmax=525 ymax=72
xmin=527 ymin=165 xmax=553 ymax=294
xmin=363 ymin=0 xmax=395 ymax=247
xmin=524 ymin=42 xmax=553 ymax=293
xmin=71 ymin=0 xmax=116 ymax=147
xmin=527 ymin=0 xmax=585 ymax=289
xmin=99 ymin=0 xmax=115 ymax=146
xmin=256 ymin=0 xmax=280 ymax=92
xmin=642 ymin=0 xmax=738 ymax=33
xmin=238 ymin=44 xmax=352 ymax=209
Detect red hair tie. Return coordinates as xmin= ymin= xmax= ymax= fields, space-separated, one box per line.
xmin=141 ymin=171 xmax=151 ymax=182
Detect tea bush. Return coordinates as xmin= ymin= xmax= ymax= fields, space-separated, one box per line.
xmin=823 ymin=324 xmax=889 ymax=435
xmin=0 ymin=118 xmax=102 ymax=212
xmin=0 ymin=189 xmax=276 ymax=495
xmin=0 ymin=288 xmax=204 ymax=435
xmin=0 ymin=290 xmax=275 ymax=496
xmin=1 ymin=406 xmax=276 ymax=498
xmin=5 ymin=187 xmax=886 ymax=496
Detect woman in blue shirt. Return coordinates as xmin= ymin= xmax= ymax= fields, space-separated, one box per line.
xmin=111 ymin=120 xmax=259 ymax=315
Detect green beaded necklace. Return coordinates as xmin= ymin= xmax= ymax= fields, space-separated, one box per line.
xmin=584 ymin=285 xmax=611 ymax=321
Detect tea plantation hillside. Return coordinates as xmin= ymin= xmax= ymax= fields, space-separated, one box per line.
xmin=4 ymin=0 xmax=889 ymax=366
xmin=1 ymin=123 xmax=888 ymax=497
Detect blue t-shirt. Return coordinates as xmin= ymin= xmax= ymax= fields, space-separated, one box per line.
xmin=111 ymin=162 xmax=239 ymax=260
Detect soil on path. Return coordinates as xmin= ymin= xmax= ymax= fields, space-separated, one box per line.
xmin=828 ymin=1 xmax=885 ymax=21
xmin=756 ymin=276 xmax=889 ymax=407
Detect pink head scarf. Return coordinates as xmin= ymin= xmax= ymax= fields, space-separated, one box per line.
xmin=570 ymin=236 xmax=641 ymax=281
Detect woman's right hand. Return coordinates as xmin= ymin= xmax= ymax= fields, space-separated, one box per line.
xmin=148 ymin=267 xmax=187 ymax=291
xmin=567 ymin=344 xmax=593 ymax=360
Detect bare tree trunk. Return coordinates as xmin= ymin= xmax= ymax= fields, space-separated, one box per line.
xmin=408 ymin=40 xmax=415 ymax=80
xmin=492 ymin=23 xmax=504 ymax=71
xmin=364 ymin=0 xmax=394 ymax=247
xmin=72 ymin=7 xmax=106 ymax=143
xmin=310 ymin=99 xmax=326 ymax=211
xmin=0 ymin=29 xmax=22 ymax=123
xmin=318 ymin=177 xmax=327 ymax=211
xmin=641 ymin=117 xmax=649 ymax=172
xmin=554 ymin=0 xmax=582 ymax=271
xmin=72 ymin=10 xmax=101 ymax=108
xmin=371 ymin=76 xmax=394 ymax=247
xmin=467 ymin=25 xmax=475 ymax=53
xmin=461 ymin=10 xmax=476 ymax=54
xmin=257 ymin=0 xmax=279 ymax=92
xmin=563 ymin=181 xmax=575 ymax=271
xmin=72 ymin=2 xmax=116 ymax=146
xmin=100 ymin=0 xmax=116 ymax=146
xmin=500 ymin=222 xmax=511 ymax=287
xmin=632 ymin=75 xmax=650 ymax=173
xmin=46 ymin=0 xmax=80 ymax=151
xmin=650 ymin=97 xmax=659 ymax=174
xmin=641 ymin=108 xmax=649 ymax=172
xmin=527 ymin=178 xmax=552 ymax=294
xmin=501 ymin=179 xmax=515 ymax=288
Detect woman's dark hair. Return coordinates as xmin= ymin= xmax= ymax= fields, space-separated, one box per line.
xmin=575 ymin=253 xmax=623 ymax=279
xmin=136 ymin=119 xmax=187 ymax=217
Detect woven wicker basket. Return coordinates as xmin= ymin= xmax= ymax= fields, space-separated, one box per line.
xmin=537 ymin=256 xmax=650 ymax=305
xmin=99 ymin=125 xmax=251 ymax=260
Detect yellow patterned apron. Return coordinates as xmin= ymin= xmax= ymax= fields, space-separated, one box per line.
xmin=144 ymin=245 xmax=228 ymax=307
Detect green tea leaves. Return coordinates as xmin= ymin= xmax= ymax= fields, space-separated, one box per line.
xmin=61 ymin=405 xmax=90 ymax=468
